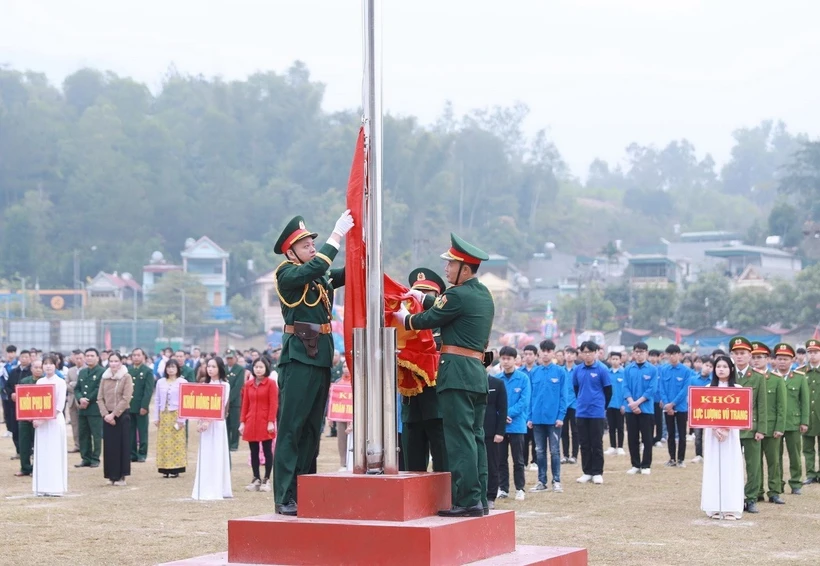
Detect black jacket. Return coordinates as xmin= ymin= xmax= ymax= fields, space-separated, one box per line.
xmin=484 ymin=374 xmax=508 ymax=439
xmin=4 ymin=365 xmax=32 ymax=398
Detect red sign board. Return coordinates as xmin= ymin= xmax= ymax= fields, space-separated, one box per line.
xmin=16 ymin=384 xmax=56 ymax=421
xmin=179 ymin=383 xmax=226 ymax=420
xmin=688 ymin=386 xmax=753 ymax=429
xmin=327 ymin=382 xmax=353 ymax=423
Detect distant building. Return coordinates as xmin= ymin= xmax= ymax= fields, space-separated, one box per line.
xmin=252 ymin=270 xmax=285 ymax=335
xmin=86 ymin=271 xmax=141 ymax=302
xmin=142 ymin=236 xmax=232 ymax=320
xmin=625 ymin=254 xmax=686 ymax=290
xmin=181 ymin=237 xmax=230 ymax=308
xmin=705 ymin=244 xmax=802 ymax=280
xmin=142 ymin=251 xmax=183 ymax=295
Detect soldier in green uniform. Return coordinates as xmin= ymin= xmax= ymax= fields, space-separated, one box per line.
xmin=128 ymin=348 xmax=154 ymax=463
xmin=729 ymin=336 xmax=767 ymax=513
xmin=225 ymin=350 xmax=246 ymax=451
xmin=174 ymin=350 xmax=197 ymax=383
xmin=272 ymin=211 xmax=353 ymax=516
xmin=771 ymin=343 xmax=810 ymax=495
xmin=74 ymin=348 xmax=107 ymax=468
xmin=15 ymin=359 xmax=43 ymax=477
xmin=801 ymin=339 xmax=820 ymax=485
xmin=396 ymin=234 xmax=495 ymax=517
xmin=400 ymin=267 xmax=449 ymax=473
xmin=751 ymin=342 xmax=786 ymax=504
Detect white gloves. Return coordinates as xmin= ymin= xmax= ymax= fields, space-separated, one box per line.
xmin=393 ymin=303 xmax=410 ymax=326
xmin=332 ymin=209 xmax=355 ymax=238
xmin=405 ymin=289 xmax=426 ymax=304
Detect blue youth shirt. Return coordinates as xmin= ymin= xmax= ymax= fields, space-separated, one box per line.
xmin=529 ymin=363 xmax=568 ymax=425
xmin=571 ymin=360 xmax=611 ymax=419
xmin=607 ymin=367 xmax=626 ymax=410
xmin=622 ymin=361 xmax=658 ymax=415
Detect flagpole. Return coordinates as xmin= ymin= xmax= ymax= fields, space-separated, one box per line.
xmin=362 ymin=0 xmax=388 ymax=474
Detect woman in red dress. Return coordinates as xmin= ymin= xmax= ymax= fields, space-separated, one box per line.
xmin=239 ymin=357 xmax=279 ymax=492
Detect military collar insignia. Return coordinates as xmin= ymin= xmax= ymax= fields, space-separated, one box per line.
xmin=434 ymin=295 xmax=448 ymax=309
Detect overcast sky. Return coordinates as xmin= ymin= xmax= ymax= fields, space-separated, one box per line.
xmin=3 ymin=0 xmax=819 ymax=178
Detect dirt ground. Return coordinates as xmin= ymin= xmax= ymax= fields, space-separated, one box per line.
xmin=1 ymin=423 xmax=819 ymax=566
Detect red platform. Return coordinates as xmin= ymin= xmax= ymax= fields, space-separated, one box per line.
xmin=161 ymin=472 xmax=587 ymax=566
xmin=298 ymin=472 xmax=451 ymax=521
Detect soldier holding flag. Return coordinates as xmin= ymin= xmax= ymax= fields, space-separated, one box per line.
xmin=395 ymin=234 xmax=495 ymax=518
xmin=271 ymin=211 xmax=353 ymax=516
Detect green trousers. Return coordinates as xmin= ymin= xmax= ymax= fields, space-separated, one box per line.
xmin=19 ymin=421 xmax=34 ymax=475
xmin=78 ymin=413 xmax=103 ymax=465
xmin=273 ymin=361 xmax=330 ymax=505
xmin=740 ymin=437 xmax=762 ymax=502
xmin=803 ymin=435 xmax=820 ymax=480
xmin=130 ymin=412 xmax=149 ymax=460
xmin=781 ymin=431 xmax=803 ymax=491
xmin=228 ymin=404 xmax=241 ymax=450
xmin=402 ymin=419 xmax=448 ymax=472
xmin=759 ymin=436 xmax=783 ymax=497
xmin=438 ymin=389 xmax=487 ymax=509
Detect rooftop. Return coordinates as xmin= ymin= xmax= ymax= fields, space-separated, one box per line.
xmin=705 ymin=245 xmax=795 ymax=258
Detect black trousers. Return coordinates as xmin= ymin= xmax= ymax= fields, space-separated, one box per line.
xmin=249 ymin=439 xmax=274 ymax=480
xmin=561 ymin=407 xmax=579 ymax=458
xmin=606 ymin=408 xmax=624 ymax=448
xmin=694 ymin=428 xmax=703 ymax=457
xmin=653 ymin=402 xmax=664 ymax=443
xmin=2 ymin=400 xmax=19 ymax=453
xmin=103 ymin=413 xmax=131 ymax=481
xmin=576 ymin=417 xmax=605 ymax=476
xmin=625 ymin=412 xmax=654 ymax=469
xmin=499 ymin=433 xmax=526 ymax=492
xmin=485 ymin=437 xmax=500 ymax=501
xmin=665 ymin=411 xmax=688 ymax=462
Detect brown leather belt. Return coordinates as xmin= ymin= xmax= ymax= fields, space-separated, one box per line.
xmin=284 ymin=323 xmax=332 ymax=335
xmin=440 ymin=345 xmax=484 ymax=362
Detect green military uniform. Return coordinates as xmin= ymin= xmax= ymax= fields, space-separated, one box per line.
xmin=76 ymin=363 xmax=106 ymax=466
xmin=404 ymin=234 xmax=494 ymax=516
xmin=17 ymin=373 xmax=38 ymax=475
xmin=272 ymin=215 xmax=345 ymax=511
xmin=225 ymin=354 xmax=246 ymax=451
xmin=128 ymin=363 xmax=154 ymax=462
xmin=772 ymin=343 xmax=810 ymax=494
xmin=401 ymin=267 xmax=448 ymax=473
xmin=181 ymin=365 xmax=196 ymax=383
xmin=752 ymin=343 xmax=786 ymax=501
xmin=802 ymin=339 xmax=820 ymax=483
xmin=730 ymin=336 xmax=767 ymax=509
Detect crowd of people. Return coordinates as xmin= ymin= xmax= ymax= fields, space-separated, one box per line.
xmin=0 ymin=344 xmax=283 ymax=499
xmin=480 ymin=336 xmax=819 ymax=519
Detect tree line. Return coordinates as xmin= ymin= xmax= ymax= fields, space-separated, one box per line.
xmin=1 ymin=62 xmax=819 ymax=329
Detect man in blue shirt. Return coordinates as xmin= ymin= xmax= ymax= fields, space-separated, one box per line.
xmin=496 ymin=346 xmax=531 ymax=501
xmin=623 ymin=342 xmax=658 ymax=474
xmin=604 ymin=350 xmax=626 ymax=456
xmin=527 ymin=340 xmax=567 ymax=493
xmin=690 ymin=356 xmax=712 ymax=464
xmin=519 ymin=344 xmax=539 ymax=471
xmin=660 ymin=344 xmax=694 ymax=467
xmin=572 ymin=341 xmax=612 ymax=484
xmin=1 ymin=345 xmax=19 ymax=438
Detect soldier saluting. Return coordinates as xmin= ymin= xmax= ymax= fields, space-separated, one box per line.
xmin=395 ymin=234 xmax=495 ymax=518
xmin=271 ymin=211 xmax=353 ymax=516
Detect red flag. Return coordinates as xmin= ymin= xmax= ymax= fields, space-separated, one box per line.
xmin=213 ymin=329 xmax=220 ymax=354
xmin=384 ymin=275 xmax=439 ymax=396
xmin=104 ymin=327 xmax=112 ymax=351
xmin=674 ymin=327 xmax=682 ymax=345
xmin=344 ymin=127 xmax=367 ymax=376
xmin=813 ymin=327 xmax=820 ymax=341
xmin=570 ymin=327 xmax=577 ymax=348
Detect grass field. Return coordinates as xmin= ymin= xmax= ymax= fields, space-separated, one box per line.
xmin=2 ymin=425 xmax=819 ymax=566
